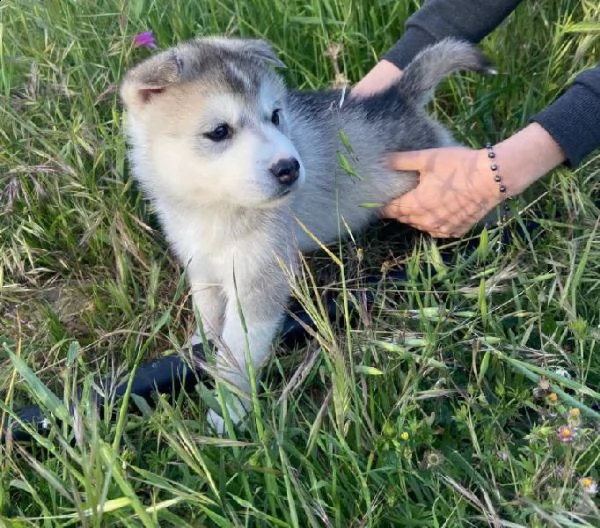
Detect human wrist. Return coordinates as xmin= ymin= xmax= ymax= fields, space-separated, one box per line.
xmin=474 ymin=147 xmax=506 ymax=207
xmin=489 ymin=123 xmax=566 ymax=197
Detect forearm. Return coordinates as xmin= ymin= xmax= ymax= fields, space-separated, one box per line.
xmin=491 ymin=123 xmax=566 ymax=199
xmin=492 ymin=64 xmax=600 ymax=195
xmin=530 ymin=64 xmax=600 ymax=168
xmin=384 ymin=0 xmax=523 ymax=69
xmin=354 ymin=0 xmax=522 ymax=95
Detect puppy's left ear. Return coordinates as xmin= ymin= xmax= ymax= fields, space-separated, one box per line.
xmin=120 ymin=49 xmax=184 ymax=109
xmin=238 ymin=39 xmax=287 ymax=69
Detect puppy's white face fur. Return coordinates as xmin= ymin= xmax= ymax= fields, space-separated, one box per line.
xmin=121 ymin=41 xmax=305 ymax=209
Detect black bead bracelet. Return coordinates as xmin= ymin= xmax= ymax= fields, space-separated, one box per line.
xmin=485 ymin=142 xmax=511 ymax=224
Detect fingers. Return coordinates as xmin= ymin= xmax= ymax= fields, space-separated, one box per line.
xmin=382 ymin=194 xmax=468 ymax=238
xmin=386 ymin=150 xmax=429 ymax=172
xmin=383 ymin=194 xmax=439 ymax=234
xmin=381 ymin=192 xmax=417 ymax=222
xmin=429 ymin=225 xmax=468 ymax=238
xmin=386 ymin=148 xmax=448 ymax=172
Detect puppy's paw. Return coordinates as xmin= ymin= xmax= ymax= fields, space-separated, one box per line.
xmin=206 ymin=408 xmax=227 ymax=435
xmin=206 ymin=399 xmax=248 ymax=436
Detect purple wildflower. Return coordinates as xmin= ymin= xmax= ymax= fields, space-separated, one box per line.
xmin=133 ymin=31 xmax=157 ymax=49
xmin=556 ymin=424 xmax=578 ymax=443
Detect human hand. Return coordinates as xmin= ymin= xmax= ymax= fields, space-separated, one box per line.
xmin=382 ymin=147 xmax=502 ymax=238
xmin=355 ymin=63 xmax=506 ymax=238
xmin=352 ymin=59 xmax=403 ymax=97
xmin=382 ymin=123 xmax=567 ymax=237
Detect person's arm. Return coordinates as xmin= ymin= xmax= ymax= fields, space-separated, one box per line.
xmin=382 ymin=63 xmax=600 ymax=238
xmin=384 ymin=0 xmax=523 ymax=70
xmin=354 ymin=0 xmax=523 ymax=96
xmin=530 ymin=66 xmax=600 ymax=168
xmin=381 ymin=124 xmax=567 ymax=238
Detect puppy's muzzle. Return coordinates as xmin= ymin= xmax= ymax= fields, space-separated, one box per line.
xmin=270 ymin=157 xmax=300 ymax=185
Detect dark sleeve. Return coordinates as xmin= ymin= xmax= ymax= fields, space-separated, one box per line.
xmin=383 ymin=0 xmax=523 ymax=69
xmin=530 ymin=65 xmax=600 ymax=168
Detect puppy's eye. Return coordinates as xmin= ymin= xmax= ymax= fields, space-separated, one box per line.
xmin=204 ymin=124 xmax=233 ymax=142
xmin=271 ymin=109 xmax=281 ymax=126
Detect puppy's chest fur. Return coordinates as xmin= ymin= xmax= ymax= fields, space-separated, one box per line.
xmin=157 ymin=201 xmax=296 ymax=282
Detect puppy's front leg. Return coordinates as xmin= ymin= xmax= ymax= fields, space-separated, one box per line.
xmin=190 ymin=282 xmax=225 ymax=339
xmin=186 ymin=257 xmax=226 ymax=339
xmin=207 ymin=262 xmax=292 ymax=432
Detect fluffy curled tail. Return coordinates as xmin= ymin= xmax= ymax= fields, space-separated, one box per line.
xmin=396 ymin=38 xmax=495 ymax=106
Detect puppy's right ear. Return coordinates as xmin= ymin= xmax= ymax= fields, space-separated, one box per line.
xmin=120 ymin=50 xmax=183 ymax=108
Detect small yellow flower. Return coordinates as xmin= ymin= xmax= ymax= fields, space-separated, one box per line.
xmin=400 ymin=431 xmax=409 ymax=441
xmin=556 ymin=425 xmax=577 ymax=443
xmin=568 ymin=407 xmax=582 ymax=428
xmin=547 ymin=392 xmax=558 ymax=403
xmin=580 ymin=477 xmax=598 ymax=495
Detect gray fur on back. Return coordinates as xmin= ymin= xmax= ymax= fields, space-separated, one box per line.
xmin=286 ymin=89 xmax=446 ymax=249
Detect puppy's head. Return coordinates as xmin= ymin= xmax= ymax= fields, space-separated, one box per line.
xmin=120 ymin=37 xmax=305 ymax=208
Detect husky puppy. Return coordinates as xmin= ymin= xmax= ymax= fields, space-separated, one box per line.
xmin=120 ymin=36 xmax=490 ymax=431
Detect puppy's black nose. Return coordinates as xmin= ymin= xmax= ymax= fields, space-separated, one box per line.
xmin=270 ymin=157 xmax=300 ymax=185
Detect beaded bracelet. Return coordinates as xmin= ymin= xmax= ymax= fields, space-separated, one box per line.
xmin=485 ymin=142 xmax=511 ymax=224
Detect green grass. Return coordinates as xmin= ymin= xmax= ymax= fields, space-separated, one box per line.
xmin=1 ymin=0 xmax=600 ymax=525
